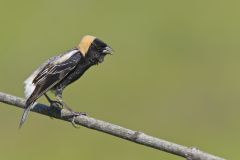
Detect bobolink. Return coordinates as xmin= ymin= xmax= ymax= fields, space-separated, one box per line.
xmin=20 ymin=35 xmax=113 ymax=128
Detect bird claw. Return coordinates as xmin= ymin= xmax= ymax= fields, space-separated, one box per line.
xmin=44 ymin=94 xmax=63 ymax=109
xmin=71 ymin=112 xmax=87 ymax=128
xmin=49 ymin=100 xmax=63 ymax=109
xmin=73 ymin=111 xmax=88 ymax=116
xmin=48 ymin=103 xmax=62 ymax=119
xmin=71 ymin=117 xmax=80 ymax=128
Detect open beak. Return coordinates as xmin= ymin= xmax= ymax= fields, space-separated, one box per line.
xmin=103 ymin=46 xmax=114 ymax=55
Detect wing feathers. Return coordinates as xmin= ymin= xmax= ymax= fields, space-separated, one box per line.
xmin=24 ymin=49 xmax=81 ymax=105
xmin=24 ymin=55 xmax=59 ymax=98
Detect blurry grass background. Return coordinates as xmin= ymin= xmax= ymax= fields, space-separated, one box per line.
xmin=0 ymin=0 xmax=239 ymax=159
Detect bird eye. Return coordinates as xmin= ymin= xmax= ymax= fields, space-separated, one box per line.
xmin=91 ymin=43 xmax=101 ymax=52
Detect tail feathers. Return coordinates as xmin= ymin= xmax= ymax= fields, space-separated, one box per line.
xmin=19 ymin=101 xmax=33 ymax=129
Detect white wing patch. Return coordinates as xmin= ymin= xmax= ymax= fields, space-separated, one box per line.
xmin=53 ymin=50 xmax=77 ymax=64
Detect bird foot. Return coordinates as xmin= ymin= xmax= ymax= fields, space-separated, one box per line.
xmin=48 ymin=103 xmax=62 ymax=119
xmin=44 ymin=94 xmax=63 ymax=109
xmin=49 ymin=100 xmax=63 ymax=109
xmin=71 ymin=112 xmax=88 ymax=128
xmin=72 ymin=111 xmax=87 ymax=116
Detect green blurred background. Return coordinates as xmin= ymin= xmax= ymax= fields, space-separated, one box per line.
xmin=0 ymin=0 xmax=239 ymax=159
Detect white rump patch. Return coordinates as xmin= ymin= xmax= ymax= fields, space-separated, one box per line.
xmin=24 ymin=70 xmax=38 ymax=99
xmin=24 ymin=58 xmax=52 ymax=98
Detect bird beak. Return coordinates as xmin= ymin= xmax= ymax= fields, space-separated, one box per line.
xmin=103 ymin=46 xmax=114 ymax=55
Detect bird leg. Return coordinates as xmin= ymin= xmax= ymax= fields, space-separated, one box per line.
xmin=44 ymin=93 xmax=64 ymax=119
xmin=55 ymin=94 xmax=74 ymax=112
xmin=53 ymin=91 xmax=88 ymax=127
xmin=44 ymin=93 xmax=63 ymax=109
xmin=55 ymin=94 xmax=88 ymax=128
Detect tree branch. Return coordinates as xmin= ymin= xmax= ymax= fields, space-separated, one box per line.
xmin=0 ymin=91 xmax=224 ymax=160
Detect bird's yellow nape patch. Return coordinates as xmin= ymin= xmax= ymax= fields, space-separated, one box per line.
xmin=77 ymin=35 xmax=96 ymax=56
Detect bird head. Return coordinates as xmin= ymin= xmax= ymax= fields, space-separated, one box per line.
xmin=78 ymin=35 xmax=113 ymax=64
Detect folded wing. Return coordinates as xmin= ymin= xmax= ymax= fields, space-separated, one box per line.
xmin=25 ymin=49 xmax=81 ymax=107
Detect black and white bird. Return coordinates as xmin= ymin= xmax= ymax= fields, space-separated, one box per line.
xmin=20 ymin=35 xmax=113 ymax=128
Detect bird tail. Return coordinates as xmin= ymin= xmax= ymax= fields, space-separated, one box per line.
xmin=19 ymin=100 xmax=34 ymax=129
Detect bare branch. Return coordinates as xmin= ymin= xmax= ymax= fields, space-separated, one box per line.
xmin=0 ymin=91 xmax=225 ymax=160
